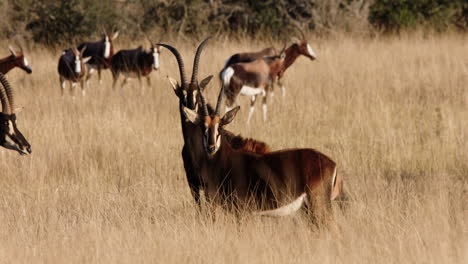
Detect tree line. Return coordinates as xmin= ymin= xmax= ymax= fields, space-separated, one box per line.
xmin=0 ymin=0 xmax=467 ymax=46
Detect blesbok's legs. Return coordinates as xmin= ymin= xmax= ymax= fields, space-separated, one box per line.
xmin=85 ymin=68 xmax=94 ymax=88
xmin=97 ymin=67 xmax=102 ymax=85
xmin=247 ymin=95 xmax=257 ymax=124
xmin=60 ymin=77 xmax=66 ymax=96
xmin=111 ymin=71 xmax=119 ymax=90
xmin=279 ymin=79 xmax=286 ymax=99
xmin=80 ymin=79 xmax=86 ymax=96
xmin=121 ymin=78 xmax=129 ymax=91
xmin=70 ymin=82 xmax=77 ymax=97
xmin=146 ymin=76 xmax=151 ymax=91
xmin=262 ymin=91 xmax=268 ymax=122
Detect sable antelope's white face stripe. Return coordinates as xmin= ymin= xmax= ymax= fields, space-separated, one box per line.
xmin=240 ymin=85 xmax=263 ymax=96
xmin=307 ymin=44 xmax=316 ymax=58
xmin=23 ymin=57 xmax=29 ymax=67
xmin=153 ymin=51 xmax=159 ymax=70
xmin=8 ymin=120 xmax=14 ymax=135
xmin=75 ymin=56 xmax=81 ymax=73
xmin=104 ymin=36 xmax=111 ymax=58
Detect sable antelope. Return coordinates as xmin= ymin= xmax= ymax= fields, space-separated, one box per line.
xmin=182 ymin=85 xmax=344 ymax=225
xmin=221 ymin=50 xmax=286 ymax=123
xmin=111 ymin=42 xmax=161 ymax=92
xmin=0 ymin=73 xmax=31 ymax=155
xmin=0 ymin=46 xmax=32 ymax=75
xmin=57 ymin=47 xmax=91 ymax=96
xmin=158 ymin=38 xmax=274 ymax=208
xmin=77 ymin=31 xmax=119 ymax=86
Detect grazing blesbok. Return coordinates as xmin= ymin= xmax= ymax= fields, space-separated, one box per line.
xmin=0 ymin=73 xmax=31 ymax=155
xmin=221 ymin=50 xmax=286 ymax=123
xmin=158 ymin=38 xmax=275 ymax=208
xmin=57 ymin=48 xmax=91 ymax=96
xmin=182 ymin=84 xmax=344 ymax=225
xmin=77 ymin=31 xmax=119 ymax=86
xmin=111 ymin=42 xmax=161 ymax=92
xmin=0 ymin=46 xmax=32 ymax=75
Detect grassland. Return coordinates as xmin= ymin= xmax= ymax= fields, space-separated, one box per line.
xmin=0 ymin=33 xmax=466 ymax=263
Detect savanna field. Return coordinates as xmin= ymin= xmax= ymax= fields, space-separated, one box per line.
xmin=0 ymin=33 xmax=466 ymax=263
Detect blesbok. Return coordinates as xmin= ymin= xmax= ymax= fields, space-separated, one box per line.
xmin=57 ymin=47 xmax=91 ymax=96
xmin=77 ymin=31 xmax=119 ymax=85
xmin=221 ymin=50 xmax=285 ymax=123
xmin=111 ymin=42 xmax=161 ymax=92
xmin=182 ymin=84 xmax=344 ymax=225
xmin=0 ymin=73 xmax=31 ymax=155
xmin=158 ymin=37 xmax=275 ymax=208
xmin=0 ymin=46 xmax=32 ymax=75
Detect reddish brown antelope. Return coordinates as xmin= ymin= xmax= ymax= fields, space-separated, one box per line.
xmin=0 ymin=46 xmax=32 ymax=75
xmin=77 ymin=31 xmax=119 ymax=86
xmin=57 ymin=47 xmax=91 ymax=96
xmin=182 ymin=84 xmax=344 ymax=224
xmin=158 ymin=38 xmax=276 ymax=208
xmin=0 ymin=73 xmax=31 ymax=155
xmin=111 ymin=42 xmax=161 ymax=92
xmin=221 ymin=51 xmax=285 ymax=123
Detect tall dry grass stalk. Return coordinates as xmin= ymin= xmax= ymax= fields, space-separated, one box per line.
xmin=0 ymin=33 xmax=466 ymax=263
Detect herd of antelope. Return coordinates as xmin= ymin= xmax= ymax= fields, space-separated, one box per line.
xmin=0 ymin=30 xmax=346 ymax=230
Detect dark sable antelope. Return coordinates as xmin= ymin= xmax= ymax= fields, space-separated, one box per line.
xmin=0 ymin=46 xmax=32 ymax=75
xmin=0 ymin=73 xmax=31 ymax=155
xmin=57 ymin=47 xmax=91 ymax=96
xmin=111 ymin=41 xmax=161 ymax=92
xmin=221 ymin=49 xmax=286 ymax=123
xmin=182 ymin=85 xmax=344 ymax=224
xmin=158 ymin=38 xmax=272 ymax=208
xmin=77 ymin=31 xmax=119 ymax=86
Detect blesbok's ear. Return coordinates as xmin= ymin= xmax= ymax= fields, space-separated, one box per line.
xmin=182 ymin=107 xmax=201 ymax=124
xmin=220 ymin=106 xmax=240 ymax=127
xmin=167 ymin=76 xmax=179 ymax=92
xmin=9 ymin=46 xmax=16 ymax=56
xmin=111 ymin=31 xmax=119 ymax=40
xmin=199 ymin=75 xmax=213 ymax=91
xmin=82 ymin=57 xmax=92 ymax=64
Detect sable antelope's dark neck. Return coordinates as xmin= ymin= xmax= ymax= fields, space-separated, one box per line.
xmin=0 ymin=56 xmax=19 ymax=74
xmin=280 ymin=45 xmax=301 ymax=75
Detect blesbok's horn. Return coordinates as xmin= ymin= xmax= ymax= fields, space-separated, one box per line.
xmin=293 ymin=22 xmax=306 ymax=40
xmin=197 ymin=84 xmax=209 ymax=117
xmin=214 ymin=83 xmax=224 ymax=116
xmin=8 ymin=45 xmax=16 ymax=56
xmin=0 ymin=73 xmax=13 ymax=114
xmin=156 ymin=44 xmax=188 ymax=88
xmin=190 ymin=36 xmax=212 ymax=86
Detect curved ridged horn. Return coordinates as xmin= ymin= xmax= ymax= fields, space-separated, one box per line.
xmin=157 ymin=44 xmax=188 ymax=88
xmin=214 ymin=83 xmax=224 ymax=116
xmin=190 ymin=36 xmax=212 ymax=85
xmin=294 ymin=23 xmax=306 ymax=40
xmin=197 ymin=86 xmax=209 ymax=117
xmin=0 ymin=73 xmax=12 ymax=114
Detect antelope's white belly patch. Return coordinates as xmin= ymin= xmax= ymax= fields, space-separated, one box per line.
xmin=240 ymin=86 xmax=263 ymax=96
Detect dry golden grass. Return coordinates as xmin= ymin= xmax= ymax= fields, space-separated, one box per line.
xmin=0 ymin=33 xmax=467 ymax=263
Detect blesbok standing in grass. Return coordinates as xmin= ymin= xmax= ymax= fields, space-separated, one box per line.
xmin=77 ymin=31 xmax=119 ymax=86
xmin=0 ymin=46 xmax=32 ymax=75
xmin=111 ymin=41 xmax=161 ymax=92
xmin=182 ymin=84 xmax=344 ymax=225
xmin=57 ymin=47 xmax=91 ymax=96
xmin=0 ymin=73 xmax=31 ymax=155
xmin=221 ymin=49 xmax=286 ymax=123
xmin=158 ymin=37 xmax=275 ymax=208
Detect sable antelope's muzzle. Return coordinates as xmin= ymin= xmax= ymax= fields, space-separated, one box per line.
xmin=23 ymin=66 xmax=32 ymax=74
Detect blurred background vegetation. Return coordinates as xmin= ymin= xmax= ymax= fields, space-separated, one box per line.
xmin=0 ymin=0 xmax=467 ymax=47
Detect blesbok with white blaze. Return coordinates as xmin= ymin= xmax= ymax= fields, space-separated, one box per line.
xmin=0 ymin=45 xmax=32 ymax=75
xmin=57 ymin=47 xmax=91 ymax=96
xmin=77 ymin=31 xmax=119 ymax=85
xmin=0 ymin=73 xmax=31 ymax=155
xmin=182 ymin=84 xmax=344 ymax=224
xmin=221 ymin=49 xmax=285 ymax=123
xmin=111 ymin=40 xmax=161 ymax=92
xmin=158 ymin=37 xmax=275 ymax=208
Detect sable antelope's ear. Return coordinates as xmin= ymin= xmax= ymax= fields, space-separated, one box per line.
xmin=82 ymin=57 xmax=92 ymax=64
xmin=220 ymin=106 xmax=240 ymax=126
xmin=199 ymin=75 xmax=213 ymax=91
xmin=167 ymin=76 xmax=179 ymax=92
xmin=9 ymin=46 xmax=16 ymax=56
xmin=182 ymin=107 xmax=201 ymax=124
xmin=111 ymin=31 xmax=119 ymax=40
